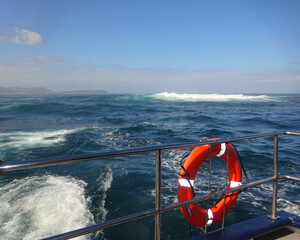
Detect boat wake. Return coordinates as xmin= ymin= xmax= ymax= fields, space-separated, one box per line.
xmin=0 ymin=175 xmax=94 ymax=240
xmin=96 ymin=167 xmax=113 ymax=222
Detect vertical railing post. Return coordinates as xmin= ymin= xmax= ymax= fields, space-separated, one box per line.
xmin=155 ymin=149 xmax=162 ymax=240
xmin=271 ymin=135 xmax=279 ymax=219
xmin=222 ymin=142 xmax=229 ymax=228
xmin=204 ymin=144 xmax=212 ymax=233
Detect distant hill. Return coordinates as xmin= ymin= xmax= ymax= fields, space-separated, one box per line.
xmin=60 ymin=90 xmax=108 ymax=94
xmin=0 ymin=87 xmax=54 ymax=94
xmin=0 ymin=87 xmax=108 ymax=95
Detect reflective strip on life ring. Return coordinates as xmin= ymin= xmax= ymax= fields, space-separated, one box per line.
xmin=178 ymin=179 xmax=195 ymax=187
xmin=177 ymin=140 xmax=242 ymax=227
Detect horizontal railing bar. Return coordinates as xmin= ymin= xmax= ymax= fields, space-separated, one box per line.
xmin=0 ymin=131 xmax=291 ymax=172
xmin=42 ymin=208 xmax=158 ymax=240
xmin=161 ymin=176 xmax=277 ymax=212
xmin=0 ymin=149 xmax=156 ymax=172
xmin=279 ymin=175 xmax=300 ymax=182
xmin=42 ymin=174 xmax=300 ymax=240
xmin=285 ymin=131 xmax=300 ymax=136
xmin=161 ymin=174 xmax=300 ymax=214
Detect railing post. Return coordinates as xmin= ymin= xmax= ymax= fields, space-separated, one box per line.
xmin=155 ymin=149 xmax=162 ymax=240
xmin=271 ymin=135 xmax=279 ymax=219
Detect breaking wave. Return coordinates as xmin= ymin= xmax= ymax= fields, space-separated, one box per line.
xmin=152 ymin=92 xmax=272 ymax=102
xmin=0 ymin=175 xmax=94 ymax=240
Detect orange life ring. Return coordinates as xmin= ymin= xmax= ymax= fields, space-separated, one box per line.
xmin=177 ymin=141 xmax=242 ymax=227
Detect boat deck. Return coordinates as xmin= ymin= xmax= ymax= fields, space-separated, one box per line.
xmin=253 ymin=226 xmax=300 ymax=240
xmin=189 ymin=211 xmax=300 ymax=240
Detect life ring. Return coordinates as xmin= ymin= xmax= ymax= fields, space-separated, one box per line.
xmin=177 ymin=141 xmax=242 ymax=227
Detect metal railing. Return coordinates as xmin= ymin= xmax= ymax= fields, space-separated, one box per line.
xmin=0 ymin=131 xmax=300 ymax=240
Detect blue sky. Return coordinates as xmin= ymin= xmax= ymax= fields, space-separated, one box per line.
xmin=0 ymin=0 xmax=299 ymax=93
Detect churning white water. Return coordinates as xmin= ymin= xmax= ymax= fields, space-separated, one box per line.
xmin=0 ymin=175 xmax=95 ymax=240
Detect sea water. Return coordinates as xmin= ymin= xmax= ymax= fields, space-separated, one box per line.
xmin=0 ymin=93 xmax=299 ymax=239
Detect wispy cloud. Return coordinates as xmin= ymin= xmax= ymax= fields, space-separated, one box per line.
xmin=0 ymin=57 xmax=299 ymax=93
xmin=0 ymin=27 xmax=42 ymax=45
xmin=12 ymin=27 xmax=42 ymax=45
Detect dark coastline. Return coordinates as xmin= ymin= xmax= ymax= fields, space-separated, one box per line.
xmin=0 ymin=87 xmax=108 ymax=95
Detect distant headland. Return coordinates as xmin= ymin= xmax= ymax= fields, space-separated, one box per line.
xmin=0 ymin=87 xmax=108 ymax=95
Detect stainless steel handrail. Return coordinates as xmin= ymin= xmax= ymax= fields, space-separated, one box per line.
xmin=0 ymin=131 xmax=299 ymax=240
xmin=41 ymin=175 xmax=300 ymax=240
xmin=0 ymin=131 xmax=288 ymax=172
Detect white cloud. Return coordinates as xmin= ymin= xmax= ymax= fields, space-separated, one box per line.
xmin=0 ymin=27 xmax=42 ymax=45
xmin=0 ymin=58 xmax=299 ymax=93
xmin=12 ymin=27 xmax=42 ymax=45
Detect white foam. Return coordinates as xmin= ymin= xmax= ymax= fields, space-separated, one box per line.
xmin=0 ymin=175 xmax=94 ymax=240
xmin=0 ymin=129 xmax=81 ymax=149
xmin=161 ymin=150 xmax=183 ymax=173
xmin=96 ymin=168 xmax=113 ymax=222
xmin=278 ymin=198 xmax=300 ymax=216
xmin=150 ymin=181 xmax=178 ymax=205
xmin=142 ymin=121 xmax=155 ymax=126
xmin=238 ymin=181 xmax=300 ymax=216
xmin=0 ymin=105 xmax=15 ymax=111
xmin=100 ymin=129 xmax=157 ymax=149
xmin=100 ymin=130 xmax=130 ymax=149
xmin=152 ymin=92 xmax=271 ymax=102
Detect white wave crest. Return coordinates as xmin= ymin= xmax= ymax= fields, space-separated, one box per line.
xmin=153 ymin=92 xmax=270 ymax=102
xmin=0 ymin=129 xmax=81 ymax=149
xmin=0 ymin=175 xmax=94 ymax=240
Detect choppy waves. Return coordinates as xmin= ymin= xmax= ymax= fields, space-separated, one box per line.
xmin=0 ymin=94 xmax=299 ymax=239
xmin=152 ymin=92 xmax=273 ymax=102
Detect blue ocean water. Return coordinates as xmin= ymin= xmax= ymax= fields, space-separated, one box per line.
xmin=0 ymin=93 xmax=299 ymax=240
